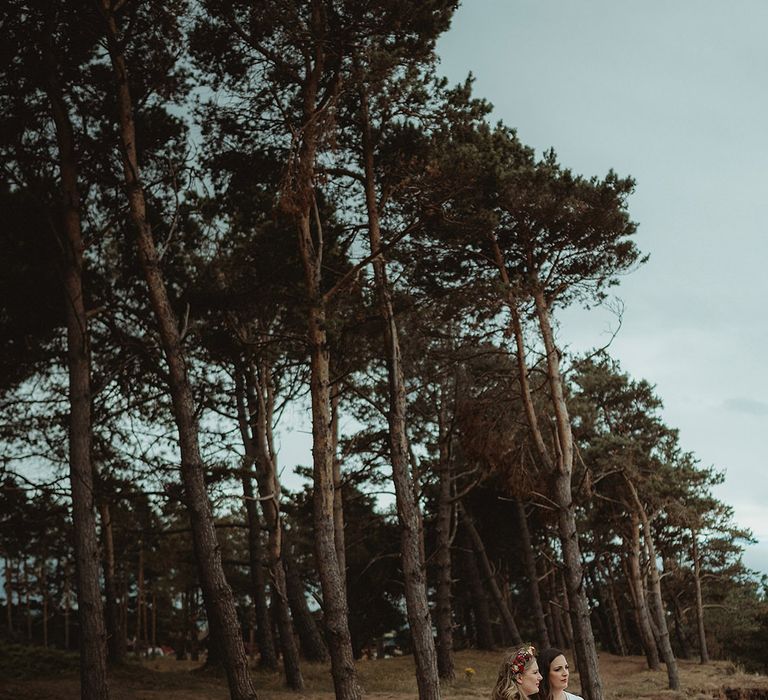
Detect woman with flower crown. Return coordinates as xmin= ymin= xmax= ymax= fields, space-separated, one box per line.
xmin=537 ymin=647 xmax=584 ymax=700
xmin=491 ymin=643 xmax=542 ymax=700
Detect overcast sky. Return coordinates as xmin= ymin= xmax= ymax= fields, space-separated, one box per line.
xmin=432 ymin=0 xmax=768 ymax=573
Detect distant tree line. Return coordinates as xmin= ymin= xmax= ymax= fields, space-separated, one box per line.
xmin=1 ymin=2 xmax=766 ymax=700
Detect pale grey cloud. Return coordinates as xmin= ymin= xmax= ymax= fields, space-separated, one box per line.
xmin=723 ymin=398 xmax=768 ymax=416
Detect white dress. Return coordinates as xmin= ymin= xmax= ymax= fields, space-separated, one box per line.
xmin=564 ymin=692 xmax=584 ymax=700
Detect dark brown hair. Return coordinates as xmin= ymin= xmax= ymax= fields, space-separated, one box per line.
xmin=537 ymin=647 xmax=566 ymax=700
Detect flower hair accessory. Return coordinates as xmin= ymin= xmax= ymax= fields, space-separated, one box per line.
xmin=510 ymin=645 xmax=536 ymax=675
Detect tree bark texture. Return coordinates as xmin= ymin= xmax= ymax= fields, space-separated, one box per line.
xmin=44 ymin=45 xmax=110 ymax=699
xmin=360 ymin=91 xmax=440 ymax=700
xmin=99 ymin=6 xmax=257 ymax=698
xmin=330 ymin=390 xmax=347 ymax=578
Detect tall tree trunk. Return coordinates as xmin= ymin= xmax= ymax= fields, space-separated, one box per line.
xmin=461 ymin=507 xmax=522 ymax=645
xmin=44 ymin=42 xmax=109 ymax=697
xmin=513 ymin=500 xmax=550 ymax=649
xmin=99 ymin=7 xmax=257 ymax=698
xmin=691 ymin=531 xmax=709 ymax=664
xmin=234 ymin=370 xmax=279 ymax=670
xmin=624 ymin=514 xmax=660 ymax=669
xmin=459 ymin=531 xmax=495 ymax=650
xmin=98 ymin=502 xmax=125 ymax=663
xmin=532 ymin=286 xmax=601 ymax=700
xmin=435 ymin=396 xmax=455 ymax=681
xmin=287 ymin=7 xmax=361 ymax=696
xmin=360 ymin=91 xmax=440 ymax=700
xmin=330 ymin=390 xmax=347 ymax=577
xmin=491 ymin=236 xmax=602 ymax=700
xmin=243 ymin=363 xmax=303 ymax=689
xmin=298 ymin=212 xmax=361 ymax=700
xmin=626 ymin=479 xmax=679 ymax=689
xmin=283 ymin=538 xmax=328 ymax=662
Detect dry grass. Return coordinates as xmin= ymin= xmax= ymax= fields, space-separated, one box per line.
xmin=1 ymin=649 xmax=766 ymax=700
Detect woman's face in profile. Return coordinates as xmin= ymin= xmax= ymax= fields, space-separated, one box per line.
xmin=517 ymin=662 xmax=543 ymax=696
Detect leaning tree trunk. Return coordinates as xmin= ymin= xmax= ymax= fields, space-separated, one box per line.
xmin=533 ymin=290 xmax=602 ymax=700
xmin=98 ymin=502 xmax=126 ymax=664
xmin=461 ymin=508 xmax=522 ymax=645
xmin=513 ymin=499 xmax=550 ymax=649
xmin=434 ymin=396 xmax=455 ymax=681
xmin=99 ymin=7 xmax=257 ymax=698
xmin=627 ymin=479 xmax=679 ymax=689
xmin=691 ymin=531 xmax=709 ymax=664
xmin=244 ymin=362 xmax=303 ymax=689
xmin=491 ymin=237 xmax=602 ymax=700
xmin=624 ymin=514 xmax=660 ymax=669
xmin=234 ymin=371 xmax=278 ymax=670
xmin=44 ymin=42 xmax=110 ymax=699
xmin=360 ymin=90 xmax=439 ymax=700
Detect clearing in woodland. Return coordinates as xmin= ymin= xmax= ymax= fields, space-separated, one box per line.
xmin=1 ymin=650 xmax=767 ymax=700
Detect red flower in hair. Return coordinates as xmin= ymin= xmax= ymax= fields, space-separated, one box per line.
xmin=510 ymin=645 xmax=536 ymax=675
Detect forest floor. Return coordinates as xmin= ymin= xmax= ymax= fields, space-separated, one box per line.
xmin=1 ymin=648 xmax=767 ymax=700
